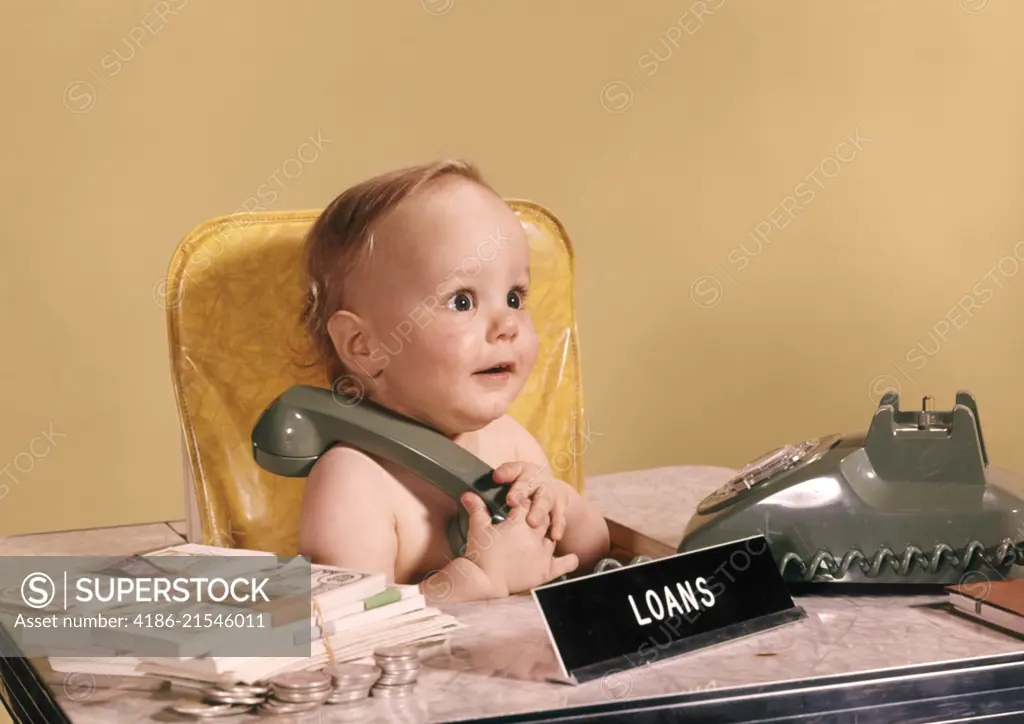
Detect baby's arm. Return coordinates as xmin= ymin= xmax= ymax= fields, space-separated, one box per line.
xmin=513 ymin=427 xmax=611 ymax=572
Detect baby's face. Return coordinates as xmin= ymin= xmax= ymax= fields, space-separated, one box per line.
xmin=351 ymin=178 xmax=538 ymax=435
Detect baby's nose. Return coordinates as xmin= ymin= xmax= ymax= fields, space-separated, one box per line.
xmin=491 ymin=310 xmax=518 ymax=340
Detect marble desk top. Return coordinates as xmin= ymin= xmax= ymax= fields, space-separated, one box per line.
xmin=19 ymin=466 xmax=1024 ymax=723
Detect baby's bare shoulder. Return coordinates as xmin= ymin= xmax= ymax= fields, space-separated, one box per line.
xmin=305 ymin=445 xmax=399 ymax=507
xmin=298 ymin=444 xmax=401 ymax=571
xmin=474 ymin=414 xmax=535 ymax=465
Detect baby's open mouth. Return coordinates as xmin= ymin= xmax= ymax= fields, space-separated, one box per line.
xmin=475 ymin=362 xmax=515 ymax=375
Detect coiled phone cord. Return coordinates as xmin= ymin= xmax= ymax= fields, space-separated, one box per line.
xmin=779 ymin=538 xmax=1024 ymax=582
xmin=591 ymin=541 xmax=1024 ymax=582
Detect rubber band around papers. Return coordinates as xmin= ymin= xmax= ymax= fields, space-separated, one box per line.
xmin=312 ymin=600 xmax=336 ymax=665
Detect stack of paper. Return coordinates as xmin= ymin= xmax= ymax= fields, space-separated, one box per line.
xmin=47 ymin=543 xmax=463 ymax=685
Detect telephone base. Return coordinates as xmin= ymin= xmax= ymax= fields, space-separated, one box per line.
xmin=677 ymin=390 xmax=1024 ymax=586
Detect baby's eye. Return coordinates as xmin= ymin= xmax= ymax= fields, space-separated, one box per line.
xmin=448 ymin=292 xmax=474 ymax=312
xmin=507 ymin=289 xmax=526 ymax=309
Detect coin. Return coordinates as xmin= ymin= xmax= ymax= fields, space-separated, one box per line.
xmin=374 ymin=645 xmax=418 ymax=660
xmin=328 ymin=687 xmax=373 ymax=698
xmin=374 ymin=663 xmax=417 ymax=675
xmin=270 ymin=681 xmax=331 ymax=701
xmin=269 ymin=689 xmax=331 ymax=704
xmin=259 ymin=698 xmax=324 ymax=714
xmin=375 ymin=680 xmax=417 ymax=690
xmin=376 ymin=663 xmax=415 ymax=675
xmin=377 ymin=667 xmax=419 ymax=678
xmin=331 ymin=680 xmax=375 ymax=689
xmin=204 ymin=692 xmax=266 ymax=706
xmin=331 ymin=682 xmax=377 ymax=692
xmin=375 ymin=656 xmax=418 ymax=666
xmin=270 ymin=671 xmax=332 ymax=690
xmin=215 ymin=682 xmax=271 ymax=697
xmin=270 ymin=682 xmax=331 ymax=696
xmin=170 ymin=699 xmax=249 ymax=718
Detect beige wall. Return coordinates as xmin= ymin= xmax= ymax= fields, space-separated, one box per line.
xmin=2 ymin=0 xmax=1022 ymax=536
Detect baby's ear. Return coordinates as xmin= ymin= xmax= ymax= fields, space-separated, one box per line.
xmin=326 ymin=310 xmax=383 ymax=380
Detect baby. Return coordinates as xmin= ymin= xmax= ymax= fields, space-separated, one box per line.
xmin=296 ymin=160 xmax=611 ymax=603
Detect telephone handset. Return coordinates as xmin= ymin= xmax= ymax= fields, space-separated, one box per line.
xmin=250 ymin=384 xmax=509 ymax=557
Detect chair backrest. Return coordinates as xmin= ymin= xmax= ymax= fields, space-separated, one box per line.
xmin=166 ymin=203 xmax=585 ymax=554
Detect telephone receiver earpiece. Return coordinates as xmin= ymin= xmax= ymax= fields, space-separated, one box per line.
xmin=250 ymin=384 xmax=511 ymax=557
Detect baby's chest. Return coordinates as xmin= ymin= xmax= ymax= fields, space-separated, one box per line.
xmin=391 ymin=470 xmax=459 ymax=521
xmin=386 ymin=430 xmax=519 ymax=578
xmin=397 ymin=433 xmax=517 ymax=521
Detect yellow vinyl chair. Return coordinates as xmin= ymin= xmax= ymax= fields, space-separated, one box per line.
xmin=165 ymin=203 xmax=585 ymax=555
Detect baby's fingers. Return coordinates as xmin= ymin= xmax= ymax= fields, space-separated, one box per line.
xmin=550 ymin=496 xmax=567 ymax=541
xmin=500 ymin=504 xmax=525 ymax=525
xmin=526 ymin=494 xmax=553 ymax=529
xmin=492 ymin=462 xmax=526 ymax=484
xmin=505 ymin=478 xmax=542 ymax=510
xmin=547 ymin=553 xmax=579 ymax=581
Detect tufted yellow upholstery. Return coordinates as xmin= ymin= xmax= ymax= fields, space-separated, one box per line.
xmin=165 ymin=203 xmax=585 ymax=555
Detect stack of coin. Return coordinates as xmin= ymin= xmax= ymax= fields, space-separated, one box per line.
xmin=260 ymin=671 xmax=332 ymax=716
xmin=323 ymin=662 xmax=381 ymax=706
xmin=371 ymin=645 xmax=421 ymax=698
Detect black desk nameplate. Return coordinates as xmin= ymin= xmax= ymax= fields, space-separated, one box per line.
xmin=531 ymin=535 xmax=806 ymax=684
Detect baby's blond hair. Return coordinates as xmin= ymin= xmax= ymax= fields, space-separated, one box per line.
xmin=301 ymin=159 xmax=497 ymax=385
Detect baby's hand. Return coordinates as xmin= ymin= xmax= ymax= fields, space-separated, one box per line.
xmin=461 ymin=492 xmax=578 ymax=596
xmin=491 ymin=462 xmax=573 ymax=542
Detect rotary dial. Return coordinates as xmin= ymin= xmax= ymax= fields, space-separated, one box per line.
xmin=696 ymin=437 xmax=830 ymax=515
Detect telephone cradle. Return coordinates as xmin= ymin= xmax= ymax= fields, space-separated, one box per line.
xmin=251 ymin=385 xmax=1024 ymax=586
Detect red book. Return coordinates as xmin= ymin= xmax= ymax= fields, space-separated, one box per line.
xmin=945 ymin=577 xmax=1024 ymax=638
